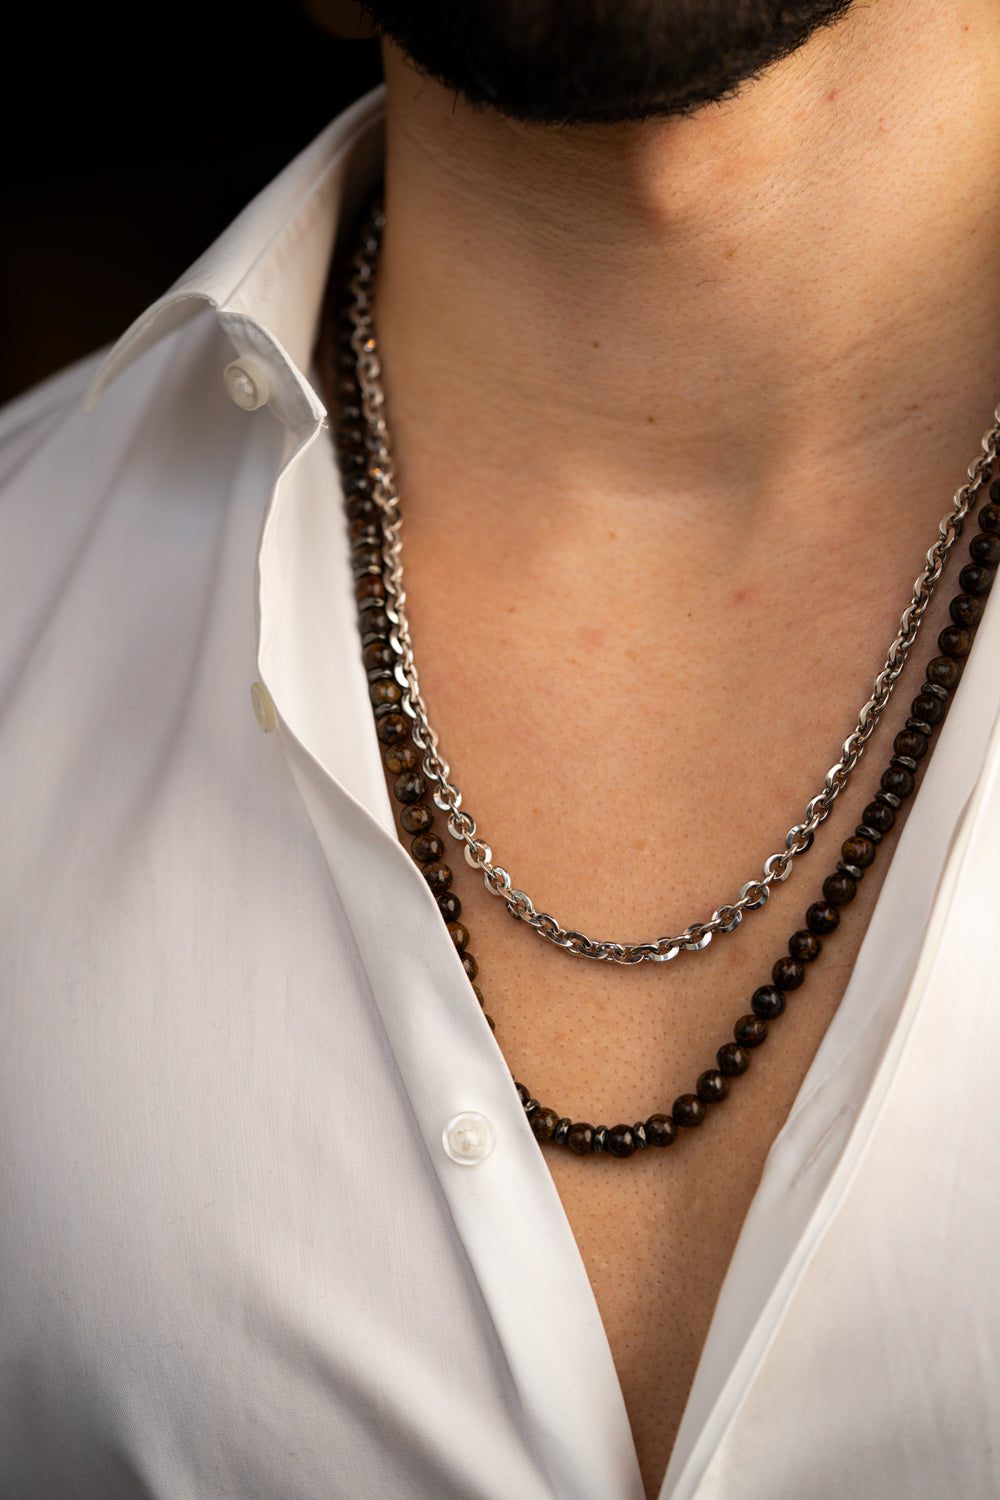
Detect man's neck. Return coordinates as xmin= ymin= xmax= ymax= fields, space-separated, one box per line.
xmin=375 ymin=0 xmax=1000 ymax=530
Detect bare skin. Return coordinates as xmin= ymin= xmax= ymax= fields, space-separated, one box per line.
xmin=372 ymin=5 xmax=1000 ymax=1493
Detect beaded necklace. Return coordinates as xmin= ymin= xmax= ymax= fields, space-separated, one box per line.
xmin=321 ymin=204 xmax=1000 ymax=1159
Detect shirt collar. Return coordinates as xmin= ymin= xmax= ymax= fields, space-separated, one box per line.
xmin=85 ymin=87 xmax=386 ymax=433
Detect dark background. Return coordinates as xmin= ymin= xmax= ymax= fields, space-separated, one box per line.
xmin=1 ymin=3 xmax=383 ymax=405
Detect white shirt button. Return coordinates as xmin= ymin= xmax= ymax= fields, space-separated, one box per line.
xmin=223 ymin=358 xmax=270 ymax=411
xmin=250 ymin=681 xmax=277 ymax=733
xmin=443 ymin=1112 xmax=496 ymax=1165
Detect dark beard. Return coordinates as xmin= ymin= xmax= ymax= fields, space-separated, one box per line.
xmin=363 ymin=0 xmax=856 ymax=123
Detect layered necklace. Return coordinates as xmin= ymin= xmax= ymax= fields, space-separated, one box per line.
xmin=320 ymin=199 xmax=1000 ymax=1158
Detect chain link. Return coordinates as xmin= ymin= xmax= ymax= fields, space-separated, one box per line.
xmin=345 ymin=204 xmax=1000 ymax=963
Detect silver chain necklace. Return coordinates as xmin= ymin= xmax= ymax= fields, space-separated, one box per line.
xmin=345 ymin=203 xmax=1000 ymax=965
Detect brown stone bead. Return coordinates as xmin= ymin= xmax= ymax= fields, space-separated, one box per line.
xmin=696 ymin=1070 xmax=729 ymax=1105
xmin=355 ymin=575 xmax=386 ymax=603
xmin=806 ymin=900 xmax=841 ymax=935
xmin=752 ymin=984 xmax=786 ymax=1019
xmin=362 ymin=640 xmax=394 ymax=674
xmin=484 ymin=1014 xmax=496 ymax=1032
xmin=567 ymin=1122 xmax=596 ymax=1154
xmin=422 ymin=861 xmax=453 ymax=895
xmin=950 ymin=593 xmax=983 ymax=629
xmin=842 ymin=834 xmax=877 ymax=868
xmin=788 ymin=929 xmax=822 ymax=963
xmin=672 ymin=1094 xmax=707 ymax=1128
xmin=606 ymin=1125 xmax=637 ymax=1158
xmin=461 ymin=951 xmax=478 ymax=980
xmin=862 ymin=799 xmax=896 ymax=835
xmin=975 ymin=502 xmax=1000 ymax=535
xmin=515 ymin=1082 xmax=530 ymax=1106
xmin=938 ymin=625 xmax=973 ymax=659
xmin=531 ymin=1107 xmax=559 ymax=1142
xmin=446 ymin=921 xmax=469 ymax=951
xmin=734 ymin=1014 xmax=768 ymax=1048
xmin=823 ymin=871 xmax=858 ymax=907
xmin=400 ymin=803 xmax=433 ymax=834
xmin=411 ymin=833 xmax=445 ymax=863
xmin=717 ymin=1043 xmax=750 ymax=1077
xmin=893 ymin=729 xmax=928 ymax=761
xmin=772 ymin=956 xmax=805 ymax=991
xmin=910 ymin=691 xmax=945 ymax=726
xmin=881 ymin=764 xmax=915 ymax=800
xmin=644 ymin=1114 xmax=678 ymax=1146
xmin=959 ymin=563 xmax=994 ymax=596
xmin=383 ymin=743 xmax=419 ymax=774
xmin=925 ymin=655 xmax=963 ymax=691
xmin=471 ymin=984 xmax=484 ymax=1007
xmin=437 ymin=890 xmax=462 ymax=921
xmin=393 ymin=770 xmax=427 ymax=805
xmin=376 ymin=713 xmax=408 ymax=745
xmin=370 ymin=679 xmax=402 ymax=708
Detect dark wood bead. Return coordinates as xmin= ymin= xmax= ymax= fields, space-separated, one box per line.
xmin=437 ymin=890 xmax=462 ymax=920
xmin=925 ymin=655 xmax=963 ymax=691
xmin=772 ymin=956 xmax=805 ymax=990
xmin=672 ymin=1094 xmax=708 ymax=1128
xmin=383 ymin=743 xmax=419 ymax=774
xmin=460 ymin=951 xmax=478 ymax=980
xmin=484 ymin=1013 xmax=496 ymax=1032
xmin=881 ymin=764 xmax=915 ymax=799
xmin=910 ymin=691 xmax=945 ymax=725
xmin=938 ymin=625 xmax=973 ymax=659
xmin=734 ymin=1014 xmax=768 ymax=1048
xmin=393 ymin=770 xmax=427 ymax=805
xmin=841 ymin=834 xmax=876 ymax=868
xmin=400 ymin=802 xmax=433 ymax=834
xmin=862 ymin=799 xmax=896 ymax=834
xmin=969 ymin=531 xmax=1000 ymax=565
xmin=531 ymin=1107 xmax=559 ymax=1142
xmin=471 ymin=984 xmax=484 ymax=1006
xmin=377 ymin=713 xmax=409 ymax=745
xmin=696 ymin=1070 xmax=729 ymax=1105
xmin=950 ymin=593 xmax=983 ymax=629
xmin=606 ymin=1124 xmax=637 ymax=1158
xmin=789 ymin=929 xmax=822 ymax=962
xmin=411 ymin=833 xmax=445 ymax=863
xmin=422 ymin=860 xmax=453 ymax=895
xmin=362 ymin=640 xmax=394 ymax=674
xmin=349 ymin=519 xmax=381 ymax=549
xmin=752 ymin=984 xmax=786 ymax=1019
xmin=360 ymin=607 xmax=391 ymax=641
xmin=971 ymin=519 xmax=1000 ymax=555
xmin=977 ymin=500 xmax=1000 ymax=533
xmin=345 ymin=492 xmax=377 ymax=521
xmin=644 ymin=1114 xmax=678 ymax=1146
xmin=351 ymin=544 xmax=383 ymax=577
xmin=446 ymin=922 xmax=469 ymax=951
xmin=823 ymin=871 xmax=858 ymax=907
xmin=893 ymin=728 xmax=928 ymax=761
xmin=806 ymin=900 xmax=841 ymax=934
xmin=551 ymin=1118 xmax=571 ymax=1147
xmin=717 ymin=1043 xmax=751 ymax=1077
xmin=370 ymin=678 xmax=402 ymax=708
xmin=355 ymin=575 xmax=386 ymax=604
xmin=515 ymin=1082 xmax=530 ymax=1106
xmin=567 ymin=1122 xmax=596 ymax=1154
xmin=959 ymin=562 xmax=994 ymax=596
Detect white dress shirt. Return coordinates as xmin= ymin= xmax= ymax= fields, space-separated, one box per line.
xmin=3 ymin=87 xmax=1000 ymax=1499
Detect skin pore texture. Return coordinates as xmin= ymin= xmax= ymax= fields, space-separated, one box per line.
xmin=367 ymin=4 xmax=1000 ymax=1495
